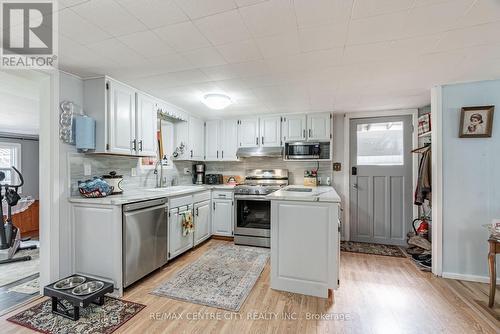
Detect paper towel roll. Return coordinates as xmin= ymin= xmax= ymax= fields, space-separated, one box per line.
xmin=75 ymin=116 xmax=95 ymax=151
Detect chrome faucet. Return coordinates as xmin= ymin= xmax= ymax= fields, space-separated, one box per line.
xmin=154 ymin=159 xmax=163 ymax=188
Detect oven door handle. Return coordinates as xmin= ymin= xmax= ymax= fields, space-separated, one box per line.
xmin=235 ymin=195 xmax=271 ymax=201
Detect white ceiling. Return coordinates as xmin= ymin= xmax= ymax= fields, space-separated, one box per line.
xmin=0 ymin=72 xmax=40 ymax=135
xmin=57 ymin=0 xmax=500 ymax=118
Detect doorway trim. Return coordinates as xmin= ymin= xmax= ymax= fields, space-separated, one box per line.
xmin=38 ymin=70 xmax=61 ymax=289
xmin=430 ymin=87 xmax=443 ymax=276
xmin=342 ymin=109 xmax=419 ymax=246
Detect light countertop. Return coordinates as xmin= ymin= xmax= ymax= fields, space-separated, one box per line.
xmin=69 ymin=184 xmax=235 ymax=205
xmin=266 ymin=185 xmax=341 ymax=203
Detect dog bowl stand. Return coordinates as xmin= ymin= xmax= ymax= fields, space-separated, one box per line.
xmin=43 ymin=275 xmax=114 ymax=321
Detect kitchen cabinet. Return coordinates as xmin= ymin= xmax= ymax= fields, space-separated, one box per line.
xmin=238 ymin=117 xmax=259 ymax=148
xmin=83 ymin=76 xmax=157 ymax=157
xmin=221 ymin=119 xmax=239 ymax=161
xmin=108 ymin=80 xmax=136 ymax=155
xmin=194 ymin=200 xmax=211 ymax=245
xmin=307 ymin=112 xmax=331 ymax=141
xmin=260 ymin=116 xmax=282 ymax=147
xmin=271 ymin=200 xmax=340 ymax=298
xmin=282 ymin=114 xmax=307 ymax=142
xmin=188 ymin=116 xmax=204 ymax=160
xmin=205 ymin=119 xmax=239 ymax=161
xmin=205 ymin=120 xmax=220 ymax=161
xmin=212 ymin=198 xmax=233 ymax=237
xmin=168 ymin=205 xmax=194 ymax=260
xmin=136 ymin=92 xmax=158 ymax=156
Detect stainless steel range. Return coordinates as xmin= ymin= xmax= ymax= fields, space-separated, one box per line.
xmin=234 ymin=169 xmax=288 ymax=248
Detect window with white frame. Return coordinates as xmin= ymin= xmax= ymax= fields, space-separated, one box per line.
xmin=0 ymin=142 xmax=21 ymax=184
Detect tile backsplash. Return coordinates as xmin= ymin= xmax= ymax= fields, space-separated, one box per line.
xmin=69 ymin=154 xmax=333 ymax=195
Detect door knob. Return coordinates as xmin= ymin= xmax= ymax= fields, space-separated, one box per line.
xmin=352 ymin=184 xmax=358 ymax=189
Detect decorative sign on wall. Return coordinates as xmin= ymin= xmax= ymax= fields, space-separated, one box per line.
xmin=459 ymin=105 xmax=495 ymax=138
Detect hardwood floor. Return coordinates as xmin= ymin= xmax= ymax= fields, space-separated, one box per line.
xmin=1 ymin=239 xmax=499 ymax=333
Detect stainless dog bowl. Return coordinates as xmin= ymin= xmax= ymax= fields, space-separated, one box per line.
xmin=53 ymin=276 xmax=86 ymax=290
xmin=72 ymin=281 xmax=104 ymax=296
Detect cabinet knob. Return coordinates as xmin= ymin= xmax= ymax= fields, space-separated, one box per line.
xmin=190 ymin=150 xmax=193 ymax=158
xmin=309 ymin=129 xmax=312 ymax=138
xmin=261 ymin=136 xmax=264 ymax=145
xmin=303 ymin=129 xmax=306 ymax=138
xmin=138 ymin=140 xmax=143 ymax=151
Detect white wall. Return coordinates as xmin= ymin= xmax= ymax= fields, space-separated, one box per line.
xmin=440 ymin=79 xmax=500 ymax=280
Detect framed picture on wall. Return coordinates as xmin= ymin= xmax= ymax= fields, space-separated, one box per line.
xmin=459 ymin=105 xmax=494 ymax=138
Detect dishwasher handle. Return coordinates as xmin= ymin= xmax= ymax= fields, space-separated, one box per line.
xmin=123 ymin=198 xmax=167 ymax=212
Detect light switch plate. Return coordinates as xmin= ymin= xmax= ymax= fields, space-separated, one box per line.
xmin=83 ymin=162 xmax=91 ymax=176
xmin=184 ymin=167 xmax=191 ymax=175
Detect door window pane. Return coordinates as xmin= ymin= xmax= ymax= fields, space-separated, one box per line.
xmin=357 ymin=122 xmax=404 ymax=165
xmin=0 ymin=142 xmax=21 ymax=183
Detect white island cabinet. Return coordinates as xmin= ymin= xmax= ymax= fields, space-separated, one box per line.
xmin=268 ymin=186 xmax=341 ymax=298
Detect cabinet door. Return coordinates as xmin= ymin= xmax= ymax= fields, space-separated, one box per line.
xmin=307 ymin=112 xmax=331 ymax=141
xmin=174 ymin=121 xmax=189 ymax=160
xmin=260 ymin=116 xmax=282 ymax=147
xmin=136 ymin=93 xmax=157 ymax=157
xmin=194 ymin=200 xmax=211 ymax=245
xmin=238 ymin=117 xmax=259 ymax=148
xmin=212 ymin=199 xmax=233 ymax=236
xmin=168 ymin=209 xmax=194 ymax=259
xmin=205 ymin=120 xmax=220 ymax=161
xmin=189 ymin=116 xmax=204 ymax=160
xmin=283 ymin=114 xmax=306 ymax=142
xmin=221 ymin=119 xmax=238 ymax=161
xmin=108 ymin=80 xmax=136 ymax=154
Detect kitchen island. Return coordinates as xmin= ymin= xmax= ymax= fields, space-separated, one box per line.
xmin=267 ymin=186 xmax=341 ymax=298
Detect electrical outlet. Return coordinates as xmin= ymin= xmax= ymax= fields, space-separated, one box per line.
xmin=131 ymin=167 xmax=137 ymax=176
xmin=184 ymin=167 xmax=191 ymax=175
xmin=83 ymin=162 xmax=91 ymax=176
xmin=333 ymin=162 xmax=342 ymax=171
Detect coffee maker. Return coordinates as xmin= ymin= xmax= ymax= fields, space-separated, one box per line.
xmin=193 ymin=164 xmax=205 ymax=185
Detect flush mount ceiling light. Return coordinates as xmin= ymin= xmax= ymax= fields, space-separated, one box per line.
xmin=202 ymin=94 xmax=232 ymax=110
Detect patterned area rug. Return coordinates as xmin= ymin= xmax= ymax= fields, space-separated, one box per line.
xmin=8 ymin=277 xmax=40 ymax=294
xmin=7 ymin=297 xmax=145 ymax=334
xmin=341 ymin=241 xmax=406 ymax=257
xmin=152 ymin=244 xmax=269 ymax=311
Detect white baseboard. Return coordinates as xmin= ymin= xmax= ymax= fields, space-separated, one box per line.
xmin=442 ymin=272 xmax=500 ymax=284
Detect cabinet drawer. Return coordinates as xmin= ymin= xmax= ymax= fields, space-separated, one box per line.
xmin=193 ymin=191 xmax=211 ymax=203
xmin=212 ymin=190 xmax=233 ymax=199
xmin=169 ymin=195 xmax=193 ymax=208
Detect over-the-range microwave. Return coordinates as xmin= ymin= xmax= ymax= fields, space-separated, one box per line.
xmin=284 ymin=142 xmax=330 ymax=160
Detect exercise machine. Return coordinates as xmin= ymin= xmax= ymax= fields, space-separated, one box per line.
xmin=0 ymin=166 xmax=36 ymax=265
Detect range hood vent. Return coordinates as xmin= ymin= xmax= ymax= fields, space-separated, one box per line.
xmin=236 ymin=147 xmax=283 ymax=158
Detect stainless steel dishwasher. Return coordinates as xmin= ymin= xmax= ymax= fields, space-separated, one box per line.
xmin=123 ymin=198 xmax=168 ymax=287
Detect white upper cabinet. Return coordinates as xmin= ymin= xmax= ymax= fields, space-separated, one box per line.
xmin=188 ymin=116 xmax=204 ymax=160
xmin=307 ymin=112 xmax=331 ymax=141
xmin=221 ymin=119 xmax=238 ymax=161
xmin=282 ymin=114 xmax=307 ymax=142
xmin=108 ymin=80 xmax=136 ymax=155
xmin=205 ymin=120 xmax=220 ymax=161
xmin=136 ymin=93 xmax=157 ymax=157
xmin=238 ymin=117 xmax=260 ymax=148
xmin=83 ymin=77 xmax=157 ymax=157
xmin=260 ymin=116 xmax=282 ymax=147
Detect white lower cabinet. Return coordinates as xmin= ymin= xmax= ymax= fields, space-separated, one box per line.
xmin=194 ymin=200 xmax=211 ymax=245
xmin=168 ymin=205 xmax=194 ymax=260
xmin=212 ymin=199 xmax=233 ymax=236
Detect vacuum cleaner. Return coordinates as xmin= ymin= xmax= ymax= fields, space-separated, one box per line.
xmin=0 ymin=166 xmax=36 ymax=265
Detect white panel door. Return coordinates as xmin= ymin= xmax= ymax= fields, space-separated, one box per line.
xmin=194 ymin=200 xmax=211 ymax=245
xmin=349 ymin=116 xmax=413 ymax=246
xmin=108 ymin=80 xmax=136 ymax=154
xmin=205 ymin=120 xmax=220 ymax=161
xmin=282 ymin=114 xmax=306 ymax=142
xmin=188 ymin=116 xmax=204 ymax=160
xmin=221 ymin=119 xmax=238 ymax=161
xmin=307 ymin=112 xmax=331 ymax=141
xmin=136 ymin=93 xmax=157 ymax=157
xmin=260 ymin=116 xmax=282 ymax=147
xmin=212 ymin=199 xmax=233 ymax=236
xmin=168 ymin=208 xmax=194 ymax=259
xmin=238 ymin=117 xmax=259 ymax=148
